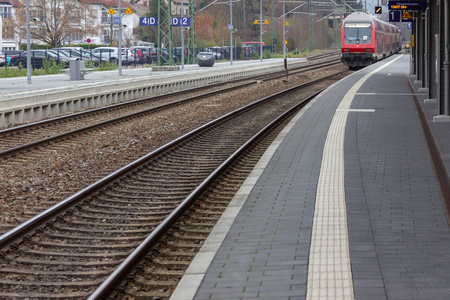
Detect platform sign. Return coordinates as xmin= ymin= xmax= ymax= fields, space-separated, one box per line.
xmin=407 ymin=22 xmax=412 ymax=29
xmin=388 ymin=1 xmax=426 ymax=11
xmin=402 ymin=10 xmax=412 ymax=21
xmin=125 ymin=7 xmax=133 ymax=14
xmin=389 ymin=10 xmax=400 ymax=22
xmin=139 ymin=17 xmax=157 ymax=26
xmin=171 ymin=17 xmax=191 ymax=27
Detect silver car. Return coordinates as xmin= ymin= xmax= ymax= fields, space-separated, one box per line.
xmin=91 ymin=47 xmax=134 ymax=65
xmin=0 ymin=51 xmax=5 ymax=67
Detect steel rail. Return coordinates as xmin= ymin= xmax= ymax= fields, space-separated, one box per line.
xmin=88 ymin=89 xmax=325 ymax=300
xmin=0 ymin=81 xmax=255 ymax=159
xmin=0 ymin=60 xmax=341 ymax=159
xmin=0 ymin=58 xmax=339 ymax=138
xmin=0 ymin=70 xmax=343 ymax=255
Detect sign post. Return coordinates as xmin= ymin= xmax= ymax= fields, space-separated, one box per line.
xmin=117 ymin=1 xmax=122 ymax=76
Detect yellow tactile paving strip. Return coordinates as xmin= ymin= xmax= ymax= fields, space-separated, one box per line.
xmin=306 ymin=55 xmax=402 ymax=300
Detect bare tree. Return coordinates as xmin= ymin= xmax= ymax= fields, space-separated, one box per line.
xmin=25 ymin=0 xmax=99 ymax=47
xmin=3 ymin=7 xmax=27 ymax=49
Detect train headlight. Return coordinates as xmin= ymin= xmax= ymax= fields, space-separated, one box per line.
xmin=365 ymin=48 xmax=372 ymax=52
xmin=343 ymin=48 xmax=350 ymax=52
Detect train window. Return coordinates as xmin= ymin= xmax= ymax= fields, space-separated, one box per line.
xmin=344 ymin=22 xmax=372 ymax=45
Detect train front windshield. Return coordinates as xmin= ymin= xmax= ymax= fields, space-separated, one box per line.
xmin=344 ymin=23 xmax=372 ymax=44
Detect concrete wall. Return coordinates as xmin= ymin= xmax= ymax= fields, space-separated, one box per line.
xmin=0 ymin=60 xmax=305 ymax=128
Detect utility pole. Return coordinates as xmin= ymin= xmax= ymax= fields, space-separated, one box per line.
xmin=186 ymin=0 xmax=195 ymax=64
xmin=118 ymin=0 xmax=122 ymax=76
xmin=230 ymin=0 xmax=233 ymax=65
xmin=308 ymin=0 xmax=314 ymax=51
xmin=283 ymin=0 xmax=286 ymax=59
xmin=54 ymin=0 xmax=57 ymax=48
xmin=260 ymin=0 xmax=262 ymax=61
xmin=181 ymin=0 xmax=184 ymax=69
xmin=157 ymin=0 xmax=174 ymax=65
xmin=26 ymin=0 xmax=31 ymax=84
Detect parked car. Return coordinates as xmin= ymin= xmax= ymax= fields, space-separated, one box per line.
xmin=53 ymin=48 xmax=101 ymax=66
xmin=0 ymin=51 xmax=5 ymax=67
xmin=174 ymin=47 xmax=188 ymax=62
xmin=161 ymin=48 xmax=178 ymax=63
xmin=129 ymin=46 xmax=157 ymax=64
xmin=124 ymin=47 xmax=144 ymax=64
xmin=3 ymin=50 xmax=25 ymax=66
xmin=205 ymin=47 xmax=224 ymax=60
xmin=15 ymin=50 xmax=70 ymax=69
xmin=91 ymin=47 xmax=134 ymax=65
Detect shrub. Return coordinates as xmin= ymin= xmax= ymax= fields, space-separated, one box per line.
xmin=97 ymin=60 xmax=118 ymax=71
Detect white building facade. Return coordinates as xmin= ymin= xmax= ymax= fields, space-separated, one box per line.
xmin=0 ymin=0 xmax=144 ymax=50
xmin=0 ymin=0 xmax=22 ymax=50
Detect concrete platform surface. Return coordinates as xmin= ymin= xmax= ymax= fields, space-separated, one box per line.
xmin=171 ymin=54 xmax=450 ymax=300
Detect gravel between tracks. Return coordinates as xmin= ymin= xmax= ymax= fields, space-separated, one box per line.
xmin=0 ymin=64 xmax=348 ymax=233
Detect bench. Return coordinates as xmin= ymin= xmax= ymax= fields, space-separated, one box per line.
xmin=64 ymin=59 xmax=94 ymax=80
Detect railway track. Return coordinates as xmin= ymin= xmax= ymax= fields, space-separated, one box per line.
xmin=0 ymin=70 xmax=349 ymax=299
xmin=0 ymin=59 xmax=344 ymax=235
xmin=0 ymin=63 xmax=348 ymax=241
xmin=0 ymin=57 xmax=340 ymax=157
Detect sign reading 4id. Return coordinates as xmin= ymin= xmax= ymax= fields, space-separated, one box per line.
xmin=171 ymin=17 xmax=191 ymax=27
xmin=140 ymin=17 xmax=158 ymax=26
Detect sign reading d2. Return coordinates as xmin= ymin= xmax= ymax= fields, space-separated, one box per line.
xmin=171 ymin=17 xmax=191 ymax=27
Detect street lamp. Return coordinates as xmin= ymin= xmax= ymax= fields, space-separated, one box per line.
xmin=196 ymin=0 xmax=238 ymax=65
xmin=53 ymin=0 xmax=57 ymax=48
xmin=260 ymin=0 xmax=262 ymax=62
xmin=181 ymin=0 xmax=185 ymax=69
xmin=230 ymin=0 xmax=233 ymax=65
xmin=283 ymin=0 xmax=286 ymax=60
xmin=26 ymin=0 xmax=31 ymax=84
xmin=118 ymin=0 xmax=122 ymax=76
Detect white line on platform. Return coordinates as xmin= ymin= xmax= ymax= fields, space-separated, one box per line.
xmin=356 ymin=93 xmax=426 ymax=96
xmin=336 ymin=109 xmax=376 ymax=112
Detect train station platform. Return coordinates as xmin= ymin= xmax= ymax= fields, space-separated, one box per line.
xmin=0 ymin=58 xmax=306 ymax=128
xmin=171 ymin=54 xmax=450 ymax=300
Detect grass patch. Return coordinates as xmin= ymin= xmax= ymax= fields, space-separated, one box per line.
xmin=0 ymin=59 xmax=65 ymax=78
xmin=97 ymin=60 xmax=118 ymax=71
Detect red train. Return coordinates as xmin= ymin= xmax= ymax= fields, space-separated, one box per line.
xmin=341 ymin=12 xmax=402 ymax=68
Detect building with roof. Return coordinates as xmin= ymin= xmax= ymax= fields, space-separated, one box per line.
xmin=0 ymin=0 xmax=24 ymax=50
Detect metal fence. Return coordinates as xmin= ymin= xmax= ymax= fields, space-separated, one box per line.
xmin=1 ymin=45 xmax=277 ymax=70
